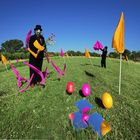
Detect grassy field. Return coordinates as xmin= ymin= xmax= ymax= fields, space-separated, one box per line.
xmin=0 ymin=57 xmax=140 ymax=139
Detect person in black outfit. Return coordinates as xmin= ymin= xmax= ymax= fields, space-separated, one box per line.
xmin=29 ymin=25 xmax=46 ymax=87
xmin=101 ymin=46 xmax=108 ymax=68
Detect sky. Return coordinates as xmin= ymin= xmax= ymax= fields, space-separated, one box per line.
xmin=0 ymin=0 xmax=140 ymax=53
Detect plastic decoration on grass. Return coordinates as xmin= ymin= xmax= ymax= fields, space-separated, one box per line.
xmin=101 ymin=92 xmax=113 ymax=109
xmin=69 ymin=99 xmax=111 ymax=138
xmin=11 ymin=61 xmax=49 ymax=92
xmin=75 ymin=99 xmax=93 ymax=113
xmin=25 ymin=29 xmax=32 ymax=50
xmin=93 ymin=41 xmax=103 ymax=51
xmin=88 ymin=112 xmax=111 ymax=137
xmin=44 ymin=52 xmax=66 ymax=79
xmin=11 ymin=65 xmax=33 ymax=92
xmin=50 ymin=60 xmax=66 ymax=79
xmin=81 ymin=83 xmax=91 ymax=97
xmin=66 ymin=82 xmax=74 ymax=94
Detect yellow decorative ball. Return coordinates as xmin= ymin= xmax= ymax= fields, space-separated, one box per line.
xmin=102 ymin=92 xmax=113 ymax=109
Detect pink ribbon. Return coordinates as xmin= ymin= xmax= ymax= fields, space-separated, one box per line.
xmin=25 ymin=29 xmax=32 ymax=50
xmin=50 ymin=60 xmax=66 ymax=79
xmin=11 ymin=61 xmax=49 ymax=92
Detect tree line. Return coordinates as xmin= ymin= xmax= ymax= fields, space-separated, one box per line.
xmin=0 ymin=39 xmax=140 ymax=62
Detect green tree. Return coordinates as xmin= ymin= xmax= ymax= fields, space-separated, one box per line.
xmin=123 ymin=49 xmax=131 ymax=57
xmin=1 ymin=39 xmax=24 ymax=54
xmin=108 ymin=52 xmax=119 ymax=58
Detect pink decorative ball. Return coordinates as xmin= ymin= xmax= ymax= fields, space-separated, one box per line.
xmin=81 ymin=83 xmax=91 ymax=97
xmin=82 ymin=114 xmax=89 ymax=125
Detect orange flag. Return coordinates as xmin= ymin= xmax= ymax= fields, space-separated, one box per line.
xmin=112 ymin=12 xmax=125 ymax=54
xmin=65 ymin=53 xmax=69 ymax=58
xmin=85 ymin=48 xmax=90 ymax=58
xmin=1 ymin=54 xmax=7 ymax=64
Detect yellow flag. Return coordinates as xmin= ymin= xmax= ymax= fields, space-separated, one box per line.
xmin=101 ymin=120 xmax=111 ymax=136
xmin=1 ymin=54 xmax=7 ymax=64
xmin=65 ymin=53 xmax=69 ymax=58
xmin=112 ymin=12 xmax=125 ymax=54
xmin=85 ymin=48 xmax=90 ymax=58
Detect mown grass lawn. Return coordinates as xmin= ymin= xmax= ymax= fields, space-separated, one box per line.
xmin=0 ymin=57 xmax=140 ymax=139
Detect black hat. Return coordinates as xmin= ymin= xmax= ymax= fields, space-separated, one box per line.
xmin=105 ymin=46 xmax=108 ymax=49
xmin=34 ymin=25 xmax=42 ymax=31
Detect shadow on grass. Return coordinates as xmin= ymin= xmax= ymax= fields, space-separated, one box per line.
xmin=66 ymin=90 xmax=73 ymax=95
xmin=79 ymin=89 xmax=86 ymax=97
xmin=80 ymin=63 xmax=91 ymax=66
xmin=85 ymin=71 xmax=95 ymax=78
xmin=94 ymin=97 xmax=105 ymax=109
xmin=52 ymin=78 xmax=61 ymax=81
xmin=93 ymin=64 xmax=101 ymax=67
xmin=0 ymin=90 xmax=8 ymax=97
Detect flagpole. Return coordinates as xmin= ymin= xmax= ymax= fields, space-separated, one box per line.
xmin=119 ymin=54 xmax=122 ymax=95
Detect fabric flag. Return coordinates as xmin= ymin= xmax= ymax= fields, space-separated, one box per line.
xmin=112 ymin=12 xmax=125 ymax=95
xmin=85 ymin=49 xmax=90 ymax=58
xmin=93 ymin=41 xmax=103 ymax=51
xmin=1 ymin=54 xmax=7 ymax=64
xmin=112 ymin=12 xmax=125 ymax=54
xmin=16 ymin=58 xmax=19 ymax=63
xmin=65 ymin=53 xmax=69 ymax=58
xmin=60 ymin=48 xmax=65 ymax=57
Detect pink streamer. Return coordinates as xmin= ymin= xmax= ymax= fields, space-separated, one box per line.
xmin=11 ymin=65 xmax=27 ymax=88
xmin=11 ymin=61 xmax=49 ymax=92
xmin=23 ymin=61 xmax=45 ymax=86
xmin=19 ymin=74 xmax=34 ymax=93
xmin=50 ymin=60 xmax=66 ymax=79
xmin=25 ymin=29 xmax=32 ymax=50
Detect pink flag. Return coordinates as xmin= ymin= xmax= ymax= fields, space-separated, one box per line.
xmin=93 ymin=41 xmax=103 ymax=50
xmin=16 ymin=58 xmax=18 ymax=63
xmin=60 ymin=48 xmax=65 ymax=57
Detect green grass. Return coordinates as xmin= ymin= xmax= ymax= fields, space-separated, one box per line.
xmin=0 ymin=57 xmax=140 ymax=139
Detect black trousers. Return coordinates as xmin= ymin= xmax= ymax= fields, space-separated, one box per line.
xmin=29 ymin=55 xmax=43 ymax=85
xmin=101 ymin=58 xmax=106 ymax=68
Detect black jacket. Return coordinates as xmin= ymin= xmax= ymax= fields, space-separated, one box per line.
xmin=101 ymin=48 xmax=107 ymax=59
